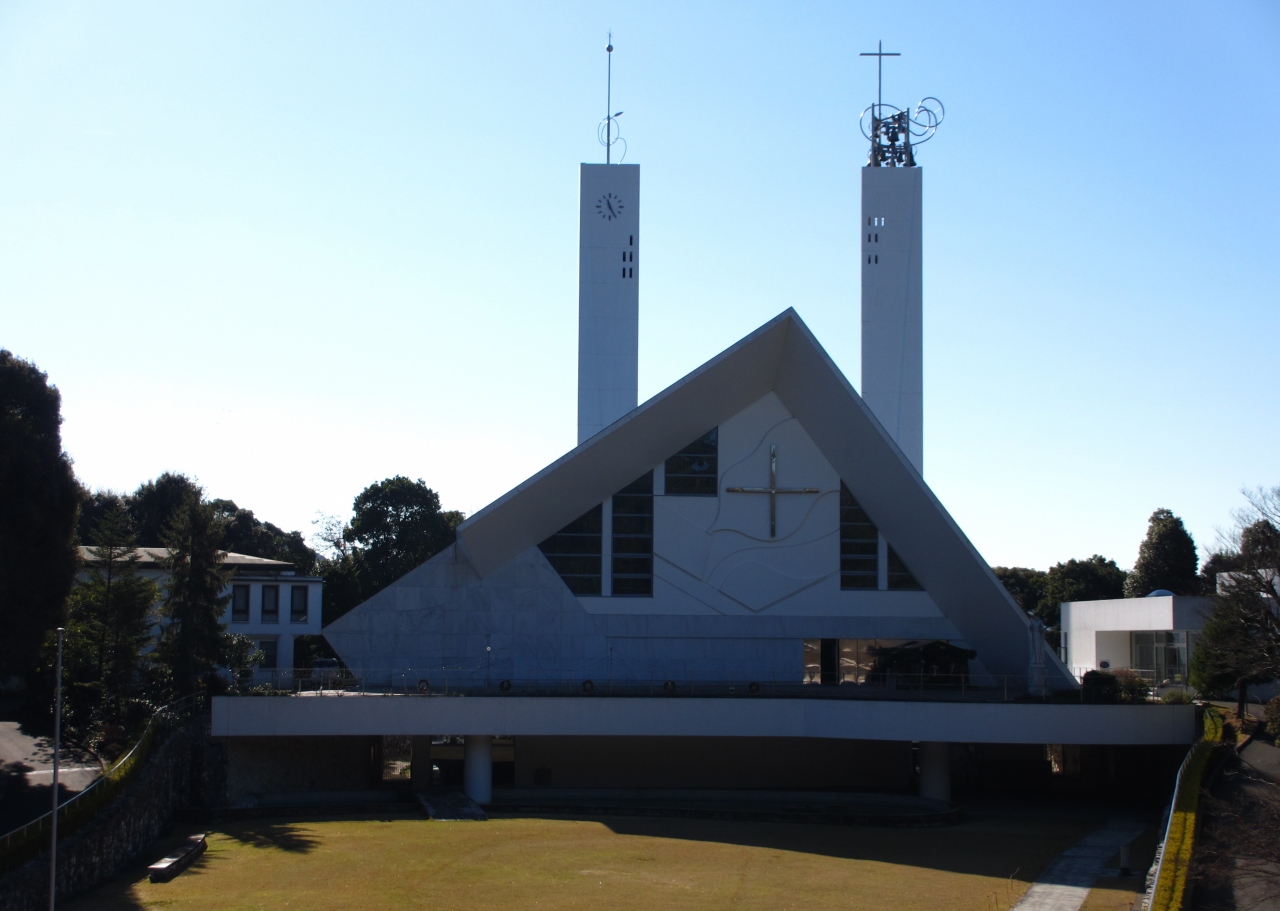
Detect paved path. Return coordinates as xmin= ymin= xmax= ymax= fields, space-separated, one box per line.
xmin=1010 ymin=819 xmax=1147 ymax=911
xmin=0 ymin=721 xmax=102 ymax=834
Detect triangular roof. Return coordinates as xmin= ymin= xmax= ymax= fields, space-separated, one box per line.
xmin=457 ymin=309 xmax=1069 ymax=681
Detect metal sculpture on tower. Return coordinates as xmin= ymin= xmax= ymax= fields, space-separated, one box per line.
xmin=858 ymin=41 xmax=944 ymax=167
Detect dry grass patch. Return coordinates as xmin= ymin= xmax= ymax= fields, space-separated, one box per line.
xmin=66 ymin=813 xmax=1101 ymax=911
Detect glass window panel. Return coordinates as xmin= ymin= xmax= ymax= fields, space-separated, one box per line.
xmin=539 ymin=504 xmax=603 ymax=596
xmin=887 ymin=547 xmax=922 ymax=590
xmin=802 ymin=639 xmax=821 ymax=684
xmin=612 ymin=471 xmax=653 ymax=598
xmin=232 ymin=584 xmax=250 ymax=622
xmin=261 ymin=585 xmax=279 ymax=622
xmin=664 ymin=429 xmax=718 ymax=496
xmin=290 ymin=585 xmax=308 ymax=622
xmin=258 ymin=639 xmax=278 ymax=669
xmin=840 ymin=484 xmax=881 ymax=590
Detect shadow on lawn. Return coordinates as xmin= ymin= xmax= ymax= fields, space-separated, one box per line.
xmin=539 ymin=812 xmax=1114 ymax=882
xmin=220 ymin=821 xmax=323 ymax=853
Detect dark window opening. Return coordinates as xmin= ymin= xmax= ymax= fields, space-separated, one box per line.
xmin=875 ymin=233 xmax=878 ymax=242
xmin=629 ymin=268 xmax=633 ymax=277
xmin=539 ymin=504 xmax=603 ymax=595
xmin=874 ymin=255 xmax=878 ymax=264
xmin=232 ymin=584 xmax=250 ymax=622
xmin=840 ymin=483 xmax=879 ymax=589
xmin=622 ymin=252 xmax=626 ymax=262
xmin=888 ymin=547 xmax=922 ymax=590
xmin=629 ymin=235 xmax=633 ymax=245
xmin=258 ymin=639 xmax=278 ymax=669
xmin=664 ymin=428 xmax=718 ymax=496
xmin=262 ymin=585 xmax=279 ymax=622
xmin=612 ymin=472 xmax=654 ymax=597
xmin=820 ymin=638 xmax=840 ymax=686
xmin=622 ymin=267 xmax=626 ymax=278
xmin=290 ymin=585 xmax=309 ymax=623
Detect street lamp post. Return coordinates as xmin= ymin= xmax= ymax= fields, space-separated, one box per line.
xmin=49 ymin=627 xmax=64 ymax=911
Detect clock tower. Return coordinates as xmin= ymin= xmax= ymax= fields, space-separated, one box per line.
xmin=577 ymin=163 xmax=640 ymax=444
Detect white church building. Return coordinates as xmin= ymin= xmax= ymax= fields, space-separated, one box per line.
xmin=212 ymin=66 xmax=1195 ymax=809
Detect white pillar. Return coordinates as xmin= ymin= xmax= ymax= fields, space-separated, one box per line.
xmin=861 ymin=165 xmax=924 ymax=475
xmin=578 ymin=163 xmax=640 ymax=444
xmin=918 ymin=741 xmax=951 ymax=803
xmin=463 ymin=735 xmax=493 ymax=805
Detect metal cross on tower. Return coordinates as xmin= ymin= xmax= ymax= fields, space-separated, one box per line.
xmin=859 ymin=39 xmax=900 ymax=109
xmin=726 ymin=444 xmax=820 ymax=538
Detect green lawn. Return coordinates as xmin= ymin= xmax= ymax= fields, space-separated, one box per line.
xmin=66 ymin=813 xmax=1102 ymax=911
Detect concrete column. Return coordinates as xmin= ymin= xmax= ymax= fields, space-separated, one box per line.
xmin=463 ymin=735 xmax=493 ymax=805
xmin=410 ymin=736 xmax=433 ymax=790
xmin=918 ymin=741 xmax=951 ymax=803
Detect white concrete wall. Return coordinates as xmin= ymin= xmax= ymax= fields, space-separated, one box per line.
xmin=861 ymin=166 xmax=923 ymax=474
xmin=1061 ymin=596 xmax=1209 ymax=674
xmin=578 ymin=163 xmax=640 ymax=444
xmin=212 ymin=694 xmax=1196 ymax=745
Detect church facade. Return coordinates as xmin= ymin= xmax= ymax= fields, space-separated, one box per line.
xmin=211 ymin=75 xmax=1196 ymax=809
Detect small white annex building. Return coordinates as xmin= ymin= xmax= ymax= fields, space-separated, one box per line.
xmin=79 ymin=547 xmax=324 ymax=673
xmin=1060 ymin=592 xmax=1208 ymax=685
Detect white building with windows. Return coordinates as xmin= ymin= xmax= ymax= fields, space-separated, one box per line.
xmin=79 ymin=547 xmax=323 ymax=673
xmin=1059 ymin=592 xmax=1208 ymax=685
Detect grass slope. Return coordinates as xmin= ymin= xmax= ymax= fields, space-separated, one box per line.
xmin=66 ymin=814 xmax=1100 ymax=911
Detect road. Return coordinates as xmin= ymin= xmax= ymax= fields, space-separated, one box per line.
xmin=0 ymin=720 xmax=102 ymax=835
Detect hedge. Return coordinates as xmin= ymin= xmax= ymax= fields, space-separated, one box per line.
xmin=1149 ymin=707 xmax=1224 ymax=911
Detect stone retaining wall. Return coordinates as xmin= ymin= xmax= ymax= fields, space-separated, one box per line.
xmin=0 ymin=724 xmax=201 ymax=911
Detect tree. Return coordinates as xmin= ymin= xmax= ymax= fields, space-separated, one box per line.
xmin=212 ymin=499 xmax=319 ymax=574
xmin=0 ymin=350 xmax=82 ymax=680
xmin=129 ymin=472 xmax=202 ymax=545
xmin=1124 ymin=508 xmax=1200 ymax=597
xmin=1040 ymin=555 xmax=1128 ymax=632
xmin=155 ymin=498 xmax=234 ymax=697
xmin=344 ymin=476 xmax=460 ymax=595
xmin=315 ymin=478 xmax=463 ymax=625
xmin=1190 ymin=488 xmax=1280 ymax=717
xmin=65 ymin=501 xmax=159 ymax=732
xmin=993 ymin=566 xmax=1048 ymax=618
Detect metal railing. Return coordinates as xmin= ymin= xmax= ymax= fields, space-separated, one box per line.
xmin=0 ymin=694 xmax=205 ymax=870
xmin=216 ymin=667 xmax=1194 ymax=704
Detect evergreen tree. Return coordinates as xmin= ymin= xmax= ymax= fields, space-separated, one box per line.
xmin=129 ymin=472 xmax=202 ymax=545
xmin=0 ymin=351 xmax=82 ymax=680
xmin=156 ymin=498 xmax=234 ymax=696
xmin=65 ymin=502 xmax=159 ymax=728
xmin=1124 ymin=508 xmax=1200 ymax=596
xmin=1191 ymin=493 xmax=1280 ymax=717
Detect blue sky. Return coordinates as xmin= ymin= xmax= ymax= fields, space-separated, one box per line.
xmin=2 ymin=1 xmax=1277 ymax=571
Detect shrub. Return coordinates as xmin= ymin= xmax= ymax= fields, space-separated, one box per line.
xmin=1266 ymin=695 xmax=1280 ymax=739
xmin=1113 ymin=668 xmax=1151 ymax=703
xmin=1162 ymin=690 xmax=1193 ymax=705
xmin=1082 ymin=670 xmax=1118 ymax=703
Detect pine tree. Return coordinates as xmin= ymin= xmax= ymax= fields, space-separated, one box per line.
xmin=156 ymin=499 xmax=233 ymax=697
xmin=1124 ymin=508 xmax=1200 ymax=596
xmin=66 ymin=501 xmax=160 ymax=728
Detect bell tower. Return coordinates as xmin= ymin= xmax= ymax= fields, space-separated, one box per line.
xmin=858 ymin=43 xmax=943 ymax=475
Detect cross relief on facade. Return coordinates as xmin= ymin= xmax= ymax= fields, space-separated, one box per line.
xmin=725 ymin=444 xmax=820 ymax=538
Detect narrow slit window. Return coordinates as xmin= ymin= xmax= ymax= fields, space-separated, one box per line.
xmin=629 ymin=235 xmax=633 ymax=245
xmin=629 ymin=268 xmax=633 ymax=278
xmin=611 ymin=472 xmax=653 ymax=597
xmin=622 ymin=267 xmax=626 ymax=278
xmin=840 ymin=483 xmax=878 ymax=590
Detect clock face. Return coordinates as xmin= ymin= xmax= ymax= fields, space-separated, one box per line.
xmin=595 ymin=193 xmax=624 ymax=221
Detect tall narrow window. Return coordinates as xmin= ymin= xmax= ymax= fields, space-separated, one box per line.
xmin=887 ymin=547 xmax=922 ymax=590
xmin=231 ymin=584 xmax=250 ymax=622
xmin=664 ymin=428 xmax=718 ymax=495
xmin=612 ymin=472 xmax=653 ymax=596
xmin=290 ymin=585 xmax=309 ymax=623
xmin=262 ymin=585 xmax=279 ymax=622
xmin=539 ymin=505 xmax=603 ymax=595
xmin=258 ymin=639 xmax=278 ymax=669
xmin=840 ymin=483 xmax=878 ymax=589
